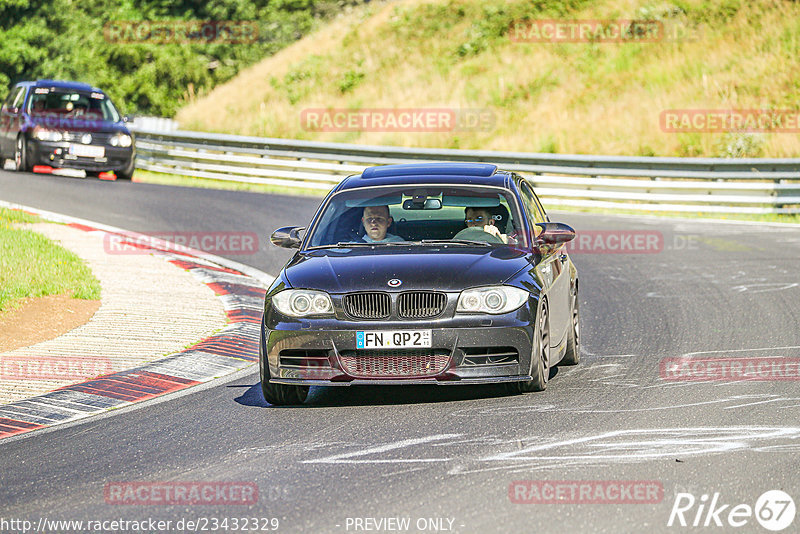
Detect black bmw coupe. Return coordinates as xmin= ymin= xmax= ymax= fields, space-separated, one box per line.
xmin=261 ymin=162 xmax=579 ymax=405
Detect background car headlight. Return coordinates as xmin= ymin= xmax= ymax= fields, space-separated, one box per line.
xmin=456 ymin=286 xmax=528 ymax=314
xmin=272 ymin=289 xmax=334 ymax=317
xmin=110 ymin=133 xmax=132 ymax=147
xmin=33 ymin=127 xmax=62 ymax=142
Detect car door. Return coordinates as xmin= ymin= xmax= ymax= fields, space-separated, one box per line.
xmin=0 ymin=86 xmax=26 ymax=157
xmin=518 ymin=179 xmax=570 ymax=351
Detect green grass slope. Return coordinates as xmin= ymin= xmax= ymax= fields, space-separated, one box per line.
xmin=176 ymin=0 xmax=800 ymax=157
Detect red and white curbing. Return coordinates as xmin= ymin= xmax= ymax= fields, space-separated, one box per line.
xmin=0 ymin=201 xmax=273 ymax=440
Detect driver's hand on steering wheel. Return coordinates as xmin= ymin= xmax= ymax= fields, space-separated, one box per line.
xmin=483 ymin=224 xmax=508 ymax=244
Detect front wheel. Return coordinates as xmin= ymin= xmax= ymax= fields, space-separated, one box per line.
xmin=260 ymin=339 xmax=309 ymax=405
xmin=561 ymin=284 xmax=580 ymax=365
xmin=261 ymin=377 xmax=309 ymax=406
xmin=509 ymin=300 xmax=549 ymax=394
xmin=14 ymin=136 xmax=31 ymax=172
xmin=115 ymin=167 xmax=134 ymax=181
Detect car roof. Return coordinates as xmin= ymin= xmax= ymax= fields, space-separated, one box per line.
xmin=337 ymin=163 xmax=513 ymax=191
xmin=17 ymin=80 xmax=102 ymax=93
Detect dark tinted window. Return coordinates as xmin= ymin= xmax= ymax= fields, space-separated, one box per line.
xmin=518 ymin=180 xmax=547 ymax=224
xmin=307 ymin=185 xmax=526 ymax=247
xmin=26 ymin=89 xmax=120 ymax=122
xmin=4 ymin=86 xmax=25 ymax=111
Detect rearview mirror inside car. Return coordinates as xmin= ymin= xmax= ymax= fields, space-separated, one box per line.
xmin=270 ymin=226 xmax=305 ymax=248
xmin=402 ymin=198 xmax=442 ymax=210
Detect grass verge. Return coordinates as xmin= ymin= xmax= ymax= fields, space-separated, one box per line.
xmin=0 ymin=208 xmax=102 ymax=312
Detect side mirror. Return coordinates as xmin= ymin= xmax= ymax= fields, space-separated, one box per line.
xmin=535 ymin=222 xmax=576 ymax=246
xmin=270 ymin=226 xmax=305 ymax=249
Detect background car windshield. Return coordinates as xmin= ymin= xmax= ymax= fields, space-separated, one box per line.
xmin=26 ymin=90 xmax=120 ymax=122
xmin=307 ymin=185 xmax=526 ymax=247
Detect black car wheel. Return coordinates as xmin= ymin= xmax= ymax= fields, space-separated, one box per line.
xmin=260 ymin=339 xmax=309 ymax=406
xmin=115 ymin=167 xmax=133 ymax=181
xmin=561 ymin=283 xmax=580 ymax=366
xmin=14 ymin=136 xmax=31 ymax=172
xmin=509 ymin=300 xmax=549 ymax=393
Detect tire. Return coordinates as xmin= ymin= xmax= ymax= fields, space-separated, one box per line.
xmin=561 ymin=283 xmax=580 ymax=366
xmin=508 ymin=300 xmax=550 ymax=394
xmin=115 ymin=167 xmax=134 ymax=181
xmin=14 ymin=136 xmax=31 ymax=172
xmin=260 ymin=335 xmax=309 ymax=406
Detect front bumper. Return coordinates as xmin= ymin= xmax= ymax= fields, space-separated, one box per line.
xmin=262 ymin=320 xmax=535 ymax=386
xmin=28 ymin=139 xmax=134 ymax=173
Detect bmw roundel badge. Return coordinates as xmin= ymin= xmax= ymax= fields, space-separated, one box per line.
xmin=387 ymin=278 xmax=402 ymax=287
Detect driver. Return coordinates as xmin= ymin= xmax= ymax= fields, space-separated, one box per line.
xmin=453 ymin=207 xmax=507 ymax=243
xmin=361 ymin=206 xmax=404 ymax=243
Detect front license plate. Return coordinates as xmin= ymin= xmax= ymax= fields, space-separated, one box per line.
xmin=356 ymin=330 xmax=432 ymax=349
xmin=69 ymin=144 xmax=105 ymax=158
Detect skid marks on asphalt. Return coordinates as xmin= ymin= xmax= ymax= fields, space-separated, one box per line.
xmin=642 ymin=263 xmax=800 ymax=297
xmin=285 ymin=426 xmax=800 ymax=475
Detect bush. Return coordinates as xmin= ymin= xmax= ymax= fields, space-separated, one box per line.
xmin=0 ymin=0 xmax=367 ymax=116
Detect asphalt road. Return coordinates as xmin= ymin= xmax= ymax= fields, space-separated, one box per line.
xmin=1 ymin=169 xmax=799 ymax=533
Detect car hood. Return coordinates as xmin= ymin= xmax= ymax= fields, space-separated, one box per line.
xmin=284 ymin=247 xmax=533 ymax=292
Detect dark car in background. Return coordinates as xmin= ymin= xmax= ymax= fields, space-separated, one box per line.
xmin=0 ymin=79 xmax=135 ymax=180
xmin=261 ymin=162 xmax=580 ymax=405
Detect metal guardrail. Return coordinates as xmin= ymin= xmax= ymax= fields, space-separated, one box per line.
xmin=135 ymin=129 xmax=800 ymax=214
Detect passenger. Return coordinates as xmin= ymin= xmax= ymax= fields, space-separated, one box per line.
xmin=454 ymin=207 xmax=507 ymax=243
xmin=361 ymin=205 xmax=404 ymax=243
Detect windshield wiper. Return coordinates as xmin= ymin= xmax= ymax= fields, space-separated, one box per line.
xmin=420 ymin=239 xmax=493 ymax=246
xmin=312 ymin=242 xmax=409 ymax=248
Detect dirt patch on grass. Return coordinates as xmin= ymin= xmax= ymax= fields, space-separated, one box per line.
xmin=0 ymin=294 xmax=100 ymax=353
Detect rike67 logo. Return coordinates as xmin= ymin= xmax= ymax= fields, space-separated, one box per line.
xmin=668 ymin=490 xmax=795 ymax=531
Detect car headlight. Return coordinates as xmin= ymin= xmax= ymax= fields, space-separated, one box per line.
xmin=110 ymin=133 xmax=132 ymax=147
xmin=456 ymin=286 xmax=529 ymax=314
xmin=33 ymin=128 xmax=62 ymax=142
xmin=272 ymin=289 xmax=334 ymax=317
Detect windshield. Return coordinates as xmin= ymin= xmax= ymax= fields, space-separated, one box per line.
xmin=306 ymin=185 xmax=527 ymax=248
xmin=26 ymin=89 xmax=121 ymax=122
